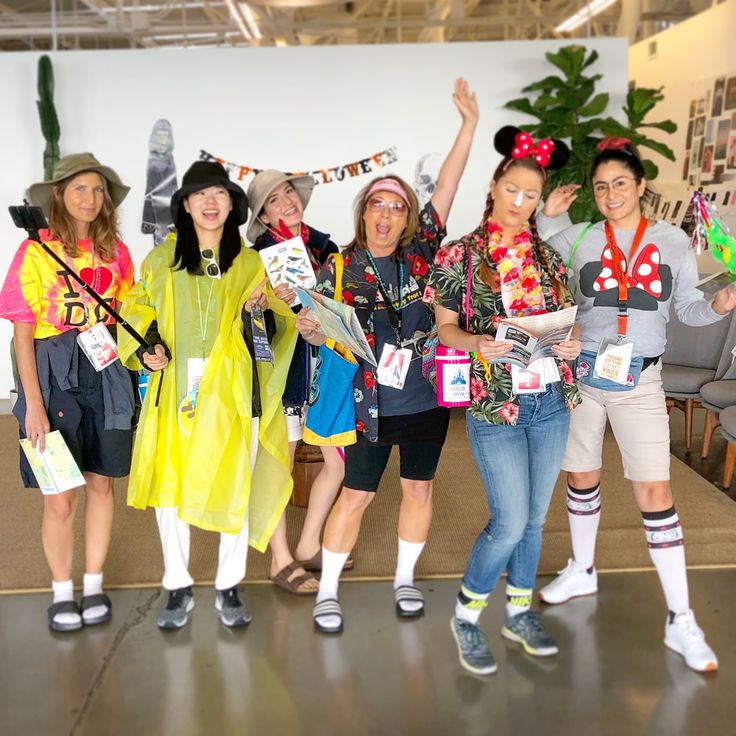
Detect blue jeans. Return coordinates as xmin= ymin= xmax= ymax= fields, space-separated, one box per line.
xmin=463 ymin=384 xmax=570 ymax=595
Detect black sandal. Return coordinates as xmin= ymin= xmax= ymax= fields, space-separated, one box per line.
xmin=80 ymin=593 xmax=112 ymax=626
xmin=48 ymin=600 xmax=83 ymax=632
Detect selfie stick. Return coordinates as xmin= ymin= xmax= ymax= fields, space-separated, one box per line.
xmin=9 ymin=202 xmax=150 ymax=350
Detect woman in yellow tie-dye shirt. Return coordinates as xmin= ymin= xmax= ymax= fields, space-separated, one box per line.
xmin=0 ymin=153 xmax=136 ymax=634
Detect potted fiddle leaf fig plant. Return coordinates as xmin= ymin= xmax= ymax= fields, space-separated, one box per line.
xmin=505 ymin=44 xmax=677 ymax=223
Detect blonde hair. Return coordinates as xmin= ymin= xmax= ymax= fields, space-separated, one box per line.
xmin=48 ymin=173 xmax=122 ymax=261
xmin=346 ymin=175 xmax=420 ymax=253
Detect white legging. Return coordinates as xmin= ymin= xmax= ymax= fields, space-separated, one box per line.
xmin=156 ymin=418 xmax=259 ymax=592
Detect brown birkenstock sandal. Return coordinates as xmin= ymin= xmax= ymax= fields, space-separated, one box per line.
xmin=269 ymin=561 xmax=319 ymax=595
xmin=299 ymin=551 xmax=355 ymax=573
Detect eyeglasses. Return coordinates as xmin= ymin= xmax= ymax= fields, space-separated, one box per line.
xmin=367 ymin=198 xmax=408 ymax=217
xmin=593 ymin=177 xmax=637 ymax=197
xmin=201 ymin=248 xmax=221 ymax=279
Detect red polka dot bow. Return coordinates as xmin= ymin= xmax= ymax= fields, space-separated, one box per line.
xmin=511 ymin=132 xmax=556 ymax=168
xmin=593 ymin=243 xmax=663 ymax=298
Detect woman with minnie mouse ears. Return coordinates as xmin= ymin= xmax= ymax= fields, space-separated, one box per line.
xmin=428 ymin=126 xmax=582 ymax=675
xmin=536 ymin=138 xmax=736 ymax=673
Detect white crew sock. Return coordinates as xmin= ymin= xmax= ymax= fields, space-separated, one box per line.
xmin=394 ymin=538 xmax=426 ymax=613
xmin=51 ymin=579 xmax=80 ymax=627
xmin=567 ymin=484 xmax=601 ymax=570
xmin=642 ymin=507 xmax=689 ymax=615
xmin=455 ymin=585 xmax=489 ymax=625
xmin=81 ymin=572 xmax=108 ymax=622
xmin=505 ymin=584 xmax=532 ymax=618
xmin=83 ymin=572 xmax=104 ymax=597
xmin=315 ymin=547 xmax=349 ymax=629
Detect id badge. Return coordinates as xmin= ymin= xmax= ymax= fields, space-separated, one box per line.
xmin=77 ymin=323 xmax=119 ymax=371
xmin=376 ymin=344 xmax=412 ymax=390
xmin=250 ymin=304 xmax=274 ymax=364
xmin=594 ymin=338 xmax=633 ymax=385
xmin=187 ymin=358 xmax=207 ymax=393
xmin=511 ymin=363 xmax=545 ymax=394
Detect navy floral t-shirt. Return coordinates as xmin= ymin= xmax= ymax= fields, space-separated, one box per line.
xmin=315 ymin=202 xmax=446 ymax=442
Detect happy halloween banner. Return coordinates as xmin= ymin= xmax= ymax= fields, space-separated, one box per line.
xmin=199 ymin=147 xmax=399 ymax=186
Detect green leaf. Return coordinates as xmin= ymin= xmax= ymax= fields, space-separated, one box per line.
xmin=642 ymin=159 xmax=659 ymax=180
xmin=578 ymin=93 xmax=609 ymax=118
xmin=504 ymin=98 xmax=541 ymax=118
xmin=638 ymin=137 xmax=676 ymax=161
xmin=521 ymin=75 xmax=566 ymax=93
xmin=640 ymin=120 xmax=678 ymax=134
xmin=582 ymin=48 xmax=600 ymax=70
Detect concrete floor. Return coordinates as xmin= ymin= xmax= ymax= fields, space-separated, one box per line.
xmin=1 ymin=571 xmax=734 ymax=736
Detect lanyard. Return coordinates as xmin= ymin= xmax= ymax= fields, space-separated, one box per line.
xmin=365 ymin=250 xmax=405 ymax=343
xmin=195 ymin=276 xmax=216 ymax=355
xmin=605 ymin=216 xmax=648 ymax=339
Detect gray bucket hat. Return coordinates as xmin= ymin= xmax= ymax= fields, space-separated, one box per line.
xmin=246 ymin=169 xmax=315 ymax=243
xmin=28 ymin=152 xmax=130 ymax=215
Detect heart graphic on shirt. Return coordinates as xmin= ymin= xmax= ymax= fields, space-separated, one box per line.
xmin=79 ymin=266 xmax=114 ymax=295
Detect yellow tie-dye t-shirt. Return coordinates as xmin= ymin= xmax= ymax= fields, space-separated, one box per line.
xmin=0 ymin=229 xmax=135 ymax=339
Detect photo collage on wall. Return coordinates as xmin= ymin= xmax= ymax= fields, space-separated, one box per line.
xmin=644 ymin=187 xmax=736 ymax=240
xmin=685 ymin=73 xmax=736 ymax=187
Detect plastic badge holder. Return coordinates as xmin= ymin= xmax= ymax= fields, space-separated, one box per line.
xmin=76 ymin=323 xmax=119 ymax=371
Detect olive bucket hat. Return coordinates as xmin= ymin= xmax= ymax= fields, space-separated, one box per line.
xmin=246 ymin=169 xmax=315 ymax=243
xmin=170 ymin=160 xmax=249 ymax=226
xmin=28 ymin=152 xmax=131 ymax=215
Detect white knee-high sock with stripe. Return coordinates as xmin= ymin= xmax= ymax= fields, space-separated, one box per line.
xmin=642 ymin=507 xmax=689 ymax=615
xmin=567 ymin=484 xmax=601 ymax=570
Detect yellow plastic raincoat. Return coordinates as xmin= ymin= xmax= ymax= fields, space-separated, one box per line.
xmin=119 ymin=236 xmax=297 ymax=550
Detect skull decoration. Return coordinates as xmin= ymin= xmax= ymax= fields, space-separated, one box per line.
xmin=413 ymin=153 xmax=444 ymax=208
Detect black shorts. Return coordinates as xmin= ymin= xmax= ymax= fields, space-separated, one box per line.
xmin=343 ymin=407 xmax=450 ymax=492
xmin=19 ymin=352 xmax=133 ymax=488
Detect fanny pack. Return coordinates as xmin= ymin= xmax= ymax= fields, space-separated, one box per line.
xmin=574 ymin=349 xmax=643 ymax=392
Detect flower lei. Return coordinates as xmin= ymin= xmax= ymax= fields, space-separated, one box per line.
xmin=486 ymin=221 xmax=545 ymax=316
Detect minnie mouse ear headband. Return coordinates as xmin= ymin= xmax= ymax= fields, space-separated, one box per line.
xmin=494 ymin=126 xmax=570 ymax=171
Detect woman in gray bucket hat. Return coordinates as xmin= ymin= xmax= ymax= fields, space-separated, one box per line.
xmin=0 ymin=153 xmax=136 ymax=633
xmin=246 ymin=168 xmax=344 ymax=594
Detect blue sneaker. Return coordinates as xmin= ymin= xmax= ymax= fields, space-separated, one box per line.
xmin=501 ymin=610 xmax=558 ymax=656
xmin=450 ymin=617 xmax=497 ymax=675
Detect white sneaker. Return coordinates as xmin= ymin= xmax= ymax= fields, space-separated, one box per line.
xmin=538 ymin=559 xmax=598 ymax=605
xmin=664 ymin=610 xmax=718 ymax=673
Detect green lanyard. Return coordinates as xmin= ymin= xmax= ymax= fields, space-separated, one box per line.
xmin=195 ymin=276 xmax=216 ymax=356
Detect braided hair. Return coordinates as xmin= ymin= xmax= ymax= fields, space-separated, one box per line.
xmin=478 ymin=126 xmax=572 ymax=307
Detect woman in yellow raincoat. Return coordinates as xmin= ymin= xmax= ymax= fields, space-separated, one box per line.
xmin=119 ymin=161 xmax=297 ymax=629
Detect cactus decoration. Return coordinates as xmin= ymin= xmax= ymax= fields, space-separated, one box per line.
xmin=37 ymin=55 xmax=61 ymax=180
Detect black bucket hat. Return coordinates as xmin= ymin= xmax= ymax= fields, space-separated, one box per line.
xmin=170 ymin=160 xmax=249 ymax=225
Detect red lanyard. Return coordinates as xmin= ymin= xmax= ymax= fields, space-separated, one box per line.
xmin=604 ymin=216 xmax=648 ymax=338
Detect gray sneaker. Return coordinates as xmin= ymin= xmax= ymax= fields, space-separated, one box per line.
xmin=501 ymin=610 xmax=558 ymax=656
xmin=450 ymin=617 xmax=498 ymax=675
xmin=215 ymin=587 xmax=252 ymax=627
xmin=157 ymin=587 xmax=194 ymax=630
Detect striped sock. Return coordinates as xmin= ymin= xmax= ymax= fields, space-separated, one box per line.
xmin=455 ymin=586 xmax=490 ymax=625
xmin=642 ymin=506 xmax=689 ymax=615
xmin=505 ymin=584 xmax=533 ymax=618
xmin=567 ymin=484 xmax=601 ymax=570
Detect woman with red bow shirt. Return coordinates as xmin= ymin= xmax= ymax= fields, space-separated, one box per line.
xmin=537 ymin=138 xmax=736 ymax=673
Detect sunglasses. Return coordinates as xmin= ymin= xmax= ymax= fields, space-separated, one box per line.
xmin=367 ymin=198 xmax=408 ymax=217
xmin=201 ymin=248 xmax=221 ymax=279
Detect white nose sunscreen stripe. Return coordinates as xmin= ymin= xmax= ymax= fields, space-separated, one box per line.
xmin=513 ymin=191 xmax=524 ymax=207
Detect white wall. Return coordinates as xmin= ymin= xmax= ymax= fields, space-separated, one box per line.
xmin=0 ymin=39 xmax=628 ymax=397
xmin=629 ymin=0 xmax=736 ymax=275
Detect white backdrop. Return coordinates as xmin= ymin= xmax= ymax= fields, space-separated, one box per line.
xmin=0 ymin=39 xmax=628 ymax=397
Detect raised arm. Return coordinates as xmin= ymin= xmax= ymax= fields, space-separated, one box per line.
xmin=430 ymin=78 xmax=479 ymax=225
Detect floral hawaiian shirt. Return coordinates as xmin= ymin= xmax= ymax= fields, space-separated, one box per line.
xmin=315 ymin=202 xmax=446 ymax=442
xmin=426 ymin=225 xmax=581 ymax=425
